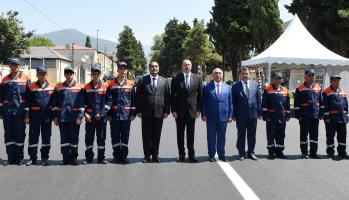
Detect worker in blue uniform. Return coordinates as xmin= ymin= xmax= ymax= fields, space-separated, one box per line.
xmin=83 ymin=64 xmax=108 ymax=164
xmin=53 ymin=66 xmax=84 ymax=165
xmin=25 ymin=66 xmax=55 ymax=166
xmin=294 ymin=69 xmax=322 ymax=159
xmin=323 ymin=75 xmax=349 ymax=159
xmin=101 ymin=62 xmax=136 ymax=164
xmin=0 ymin=58 xmax=30 ymax=166
xmin=262 ymin=72 xmax=290 ymax=159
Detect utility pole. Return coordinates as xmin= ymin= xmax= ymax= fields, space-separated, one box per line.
xmin=72 ymin=42 xmax=75 ymax=68
xmin=96 ymin=28 xmax=100 ymax=52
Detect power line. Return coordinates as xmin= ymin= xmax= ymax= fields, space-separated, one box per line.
xmin=22 ymin=0 xmax=65 ymax=30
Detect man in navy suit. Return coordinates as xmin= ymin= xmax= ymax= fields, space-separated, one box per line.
xmin=202 ymin=68 xmax=233 ymax=162
xmin=232 ymin=67 xmax=261 ymax=161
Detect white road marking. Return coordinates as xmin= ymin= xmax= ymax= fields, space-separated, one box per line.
xmin=215 ymin=155 xmax=260 ymax=200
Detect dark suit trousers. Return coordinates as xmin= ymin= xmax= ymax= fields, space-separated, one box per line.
xmin=236 ymin=118 xmax=257 ymax=156
xmin=141 ymin=116 xmax=163 ymax=158
xmin=175 ymin=114 xmax=196 ymax=157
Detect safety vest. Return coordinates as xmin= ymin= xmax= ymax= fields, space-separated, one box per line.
xmin=53 ymin=80 xmax=85 ymax=122
xmin=0 ymin=72 xmax=30 ymax=116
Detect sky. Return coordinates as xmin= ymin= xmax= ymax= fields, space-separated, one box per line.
xmin=1 ymin=0 xmax=294 ymax=46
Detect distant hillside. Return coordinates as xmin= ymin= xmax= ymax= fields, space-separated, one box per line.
xmin=37 ymin=28 xmax=151 ymax=59
xmin=37 ymin=29 xmax=117 ymax=52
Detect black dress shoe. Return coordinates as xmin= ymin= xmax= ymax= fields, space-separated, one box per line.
xmin=238 ymin=155 xmax=245 ymax=161
xmin=301 ymin=153 xmax=309 ymax=159
xmin=82 ymin=159 xmax=94 ymax=165
xmin=275 ymin=152 xmax=288 ymax=159
xmin=26 ymin=159 xmax=37 ymax=166
xmin=70 ymin=159 xmax=79 ymax=166
xmin=327 ymin=154 xmax=335 ymax=159
xmin=309 ymin=153 xmax=321 ymax=159
xmin=177 ymin=155 xmax=185 ymax=162
xmin=189 ymin=156 xmax=198 ymax=163
xmin=2 ymin=161 xmax=9 ymax=166
xmin=97 ymin=159 xmax=108 ymax=164
xmin=267 ymin=153 xmax=275 ymax=160
xmin=338 ymin=154 xmax=349 ymax=159
xmin=17 ymin=160 xmax=26 ymax=165
xmin=219 ymin=157 xmax=228 ymax=162
xmin=152 ymin=157 xmax=160 ymax=163
xmin=248 ymin=154 xmax=258 ymax=161
xmin=142 ymin=157 xmax=151 ymax=163
xmin=60 ymin=160 xmax=70 ymax=165
xmin=208 ymin=157 xmax=216 ymax=162
xmin=120 ymin=158 xmax=129 ymax=164
xmin=41 ymin=160 xmax=49 ymax=166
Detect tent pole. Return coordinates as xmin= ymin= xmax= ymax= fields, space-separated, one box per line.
xmin=267 ymin=63 xmax=271 ymax=86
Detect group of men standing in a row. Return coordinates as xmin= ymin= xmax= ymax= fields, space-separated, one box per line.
xmin=0 ymin=57 xmax=348 ymax=166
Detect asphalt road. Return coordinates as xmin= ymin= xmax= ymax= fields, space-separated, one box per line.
xmin=0 ymin=118 xmax=348 ymax=200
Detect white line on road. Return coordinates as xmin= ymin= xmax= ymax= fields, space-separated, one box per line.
xmin=215 ymin=155 xmax=260 ymax=200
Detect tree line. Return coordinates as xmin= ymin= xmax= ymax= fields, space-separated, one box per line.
xmin=1 ymin=0 xmax=348 ymax=81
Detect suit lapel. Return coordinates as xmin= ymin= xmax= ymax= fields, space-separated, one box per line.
xmin=146 ymin=75 xmax=154 ymax=94
xmin=240 ymin=81 xmax=248 ymax=98
xmin=210 ymin=82 xmax=218 ymax=100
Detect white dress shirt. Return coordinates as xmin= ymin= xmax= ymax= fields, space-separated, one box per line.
xmin=241 ymin=79 xmax=250 ymax=95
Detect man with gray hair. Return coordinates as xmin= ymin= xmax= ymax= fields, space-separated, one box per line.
xmin=202 ymin=68 xmax=233 ymax=162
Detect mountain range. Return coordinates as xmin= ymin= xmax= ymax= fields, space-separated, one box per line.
xmin=37 ymin=29 xmax=151 ymax=57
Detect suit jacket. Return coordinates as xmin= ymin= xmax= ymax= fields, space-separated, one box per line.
xmin=201 ymin=81 xmax=233 ymax=122
xmin=232 ymin=80 xmax=261 ymax=119
xmin=171 ymin=73 xmax=203 ymax=118
xmin=136 ymin=74 xmax=170 ymax=118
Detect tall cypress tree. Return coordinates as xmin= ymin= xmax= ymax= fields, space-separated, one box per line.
xmin=116 ymin=26 xmax=147 ymax=77
xmin=85 ymin=36 xmax=92 ymax=48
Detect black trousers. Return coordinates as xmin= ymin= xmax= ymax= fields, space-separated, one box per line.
xmin=85 ymin=120 xmax=107 ymax=161
xmin=236 ymin=118 xmax=257 ymax=156
xmin=325 ymin=122 xmax=347 ymax=156
xmin=175 ymin=114 xmax=196 ymax=157
xmin=299 ymin=118 xmax=319 ymax=154
xmin=110 ymin=120 xmax=131 ymax=160
xmin=266 ymin=121 xmax=286 ymax=154
xmin=28 ymin=120 xmax=52 ymax=160
xmin=141 ymin=116 xmax=163 ymax=158
xmin=3 ymin=115 xmax=26 ymax=161
xmin=59 ymin=122 xmax=80 ymax=161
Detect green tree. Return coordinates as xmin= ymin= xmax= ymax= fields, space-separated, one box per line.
xmin=0 ymin=10 xmax=33 ymax=63
xmin=28 ymin=36 xmax=55 ymax=47
xmin=85 ymin=36 xmax=92 ymax=48
xmin=249 ymin=0 xmax=282 ymax=53
xmin=183 ymin=19 xmax=222 ymax=77
xmin=116 ymin=26 xmax=147 ymax=78
xmin=157 ymin=18 xmax=190 ymax=77
xmin=207 ymin=0 xmax=251 ymax=81
xmin=286 ymin=0 xmax=349 ymax=57
xmin=150 ymin=34 xmax=164 ymax=62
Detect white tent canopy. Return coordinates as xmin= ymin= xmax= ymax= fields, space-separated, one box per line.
xmin=242 ymin=15 xmax=349 ymax=67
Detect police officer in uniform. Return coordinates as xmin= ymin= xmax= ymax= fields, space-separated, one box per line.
xmin=25 ymin=66 xmax=55 ymax=166
xmin=102 ymin=62 xmax=136 ymax=164
xmin=294 ymin=69 xmax=322 ymax=159
xmin=262 ymin=72 xmax=290 ymax=159
xmin=83 ymin=64 xmax=108 ymax=164
xmin=323 ymin=75 xmax=349 ymax=159
xmin=0 ymin=58 xmax=30 ymax=166
xmin=53 ymin=66 xmax=84 ymax=165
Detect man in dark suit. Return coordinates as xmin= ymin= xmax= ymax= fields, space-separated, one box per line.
xmin=202 ymin=68 xmax=233 ymax=162
xmin=136 ymin=61 xmax=170 ymax=163
xmin=232 ymin=67 xmax=261 ymax=161
xmin=171 ymin=59 xmax=203 ymax=162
